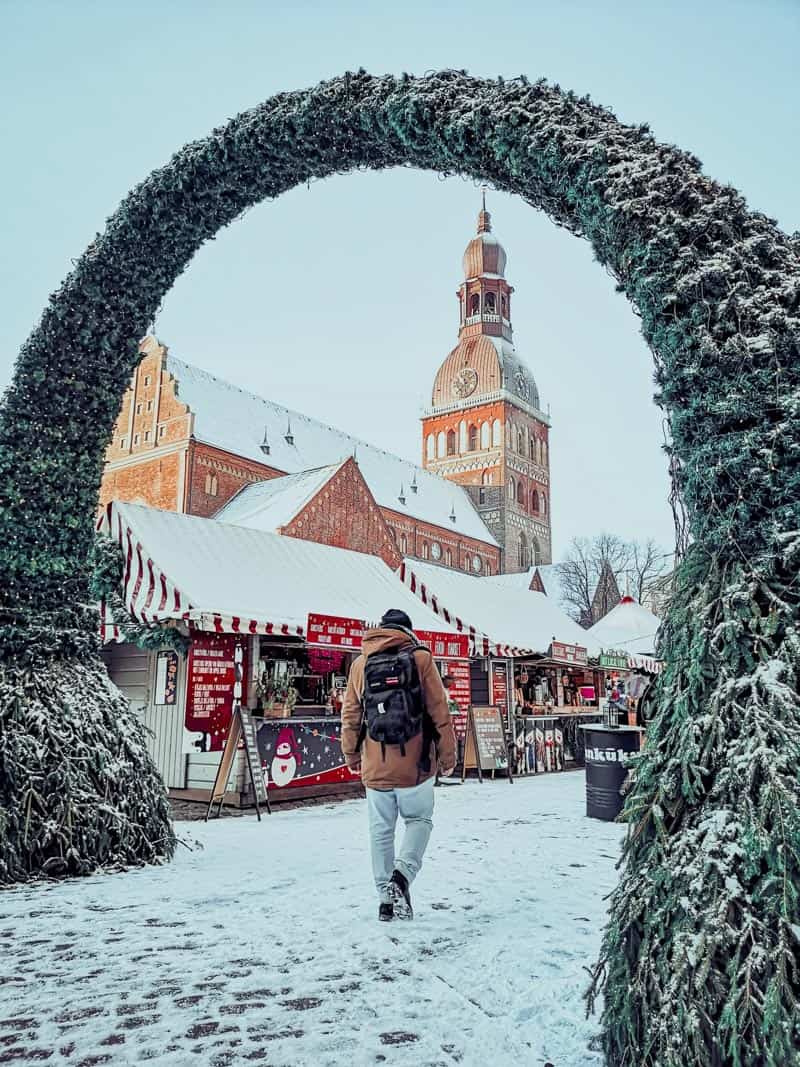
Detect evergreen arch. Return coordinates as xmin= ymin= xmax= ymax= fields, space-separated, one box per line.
xmin=0 ymin=71 xmax=798 ymax=1066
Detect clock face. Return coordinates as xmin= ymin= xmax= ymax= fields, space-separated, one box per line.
xmin=471 ymin=554 xmax=483 ymax=573
xmin=452 ymin=367 xmax=478 ymax=399
xmin=430 ymin=541 xmax=442 ymax=561
xmin=515 ymin=370 xmax=530 ymax=400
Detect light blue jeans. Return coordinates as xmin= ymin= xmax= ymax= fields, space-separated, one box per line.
xmin=366 ymin=778 xmax=435 ymax=904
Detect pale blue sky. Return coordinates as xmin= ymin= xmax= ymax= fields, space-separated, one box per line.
xmin=1 ymin=1 xmax=797 ymax=558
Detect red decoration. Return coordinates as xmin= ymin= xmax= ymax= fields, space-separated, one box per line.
xmin=185 ymin=632 xmax=248 ymax=751
xmin=307 ymin=613 xmax=365 ymax=649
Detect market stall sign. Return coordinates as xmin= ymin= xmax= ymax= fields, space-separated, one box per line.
xmin=415 ymin=630 xmax=470 ymax=660
xmin=306 ymin=613 xmax=365 ymax=650
xmin=490 ymin=660 xmax=509 ymax=710
xmin=599 ymin=651 xmax=629 ymax=670
xmin=186 ymin=632 xmax=248 ymax=750
xmin=154 ymin=650 xmax=178 ymax=706
xmin=549 ymin=641 xmax=588 ymax=666
xmin=445 ymin=659 xmax=472 ymax=740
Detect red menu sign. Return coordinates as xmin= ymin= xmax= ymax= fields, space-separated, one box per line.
xmin=186 ymin=632 xmax=248 ymax=751
xmin=307 ymin=613 xmax=365 ymax=650
xmin=445 ymin=659 xmax=472 ymax=740
xmin=491 ymin=660 xmax=509 ymax=710
xmin=549 ymin=641 xmax=588 ymax=666
xmin=415 ymin=630 xmax=470 ymax=660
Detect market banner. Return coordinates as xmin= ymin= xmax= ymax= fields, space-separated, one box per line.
xmin=186 ymin=632 xmax=248 ymax=751
xmin=415 ymin=630 xmax=470 ymax=660
xmin=548 ymin=640 xmax=588 ymax=666
xmin=306 ymin=613 xmax=365 ymax=650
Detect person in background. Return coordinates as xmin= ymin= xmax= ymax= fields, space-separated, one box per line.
xmin=341 ymin=609 xmax=456 ymax=922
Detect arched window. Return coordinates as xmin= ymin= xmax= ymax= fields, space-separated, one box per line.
xmin=426 ymin=434 xmax=435 ymax=461
xmin=516 ymin=480 xmax=525 ymax=507
xmin=437 ymin=431 xmax=446 ymax=458
xmin=531 ymin=489 xmax=540 ymax=513
xmin=535 ymin=438 xmax=542 ymax=465
xmin=445 ymin=548 xmax=452 ymax=566
xmin=517 ymin=429 xmax=525 ymax=454
xmin=446 ymin=429 xmax=456 ymax=456
xmin=470 ymin=293 xmax=480 ymax=315
xmin=542 ymin=494 xmax=547 ymax=516
xmin=542 ymin=441 xmax=548 ymax=466
xmin=468 ymin=424 xmax=478 ymax=451
xmin=400 ymin=533 xmax=408 ymax=554
xmin=484 ymin=292 xmax=496 ymax=314
xmin=459 ymin=420 xmax=468 ymax=452
xmin=508 ymin=477 xmax=516 ymax=502
xmin=519 ymin=532 xmax=529 ymax=569
xmin=529 ymin=437 xmax=536 ymax=460
xmin=492 ymin=419 xmax=502 ymax=447
xmin=481 ymin=469 xmax=492 ymax=485
xmin=480 ymin=422 xmax=490 ymax=449
xmin=486 ymin=562 xmax=492 ymax=576
xmin=501 ymin=294 xmax=508 ymax=318
xmin=422 ymin=542 xmax=429 ymax=560
xmin=204 ymin=473 xmax=218 ymax=496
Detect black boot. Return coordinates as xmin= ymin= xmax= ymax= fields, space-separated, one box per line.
xmin=389 ymin=869 xmax=413 ymax=920
xmin=378 ymin=901 xmax=394 ymax=922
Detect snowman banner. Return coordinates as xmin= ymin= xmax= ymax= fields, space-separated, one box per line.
xmin=256 ymin=719 xmax=360 ymax=790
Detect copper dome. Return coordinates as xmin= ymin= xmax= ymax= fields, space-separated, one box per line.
xmin=462 ymin=204 xmax=507 ymax=278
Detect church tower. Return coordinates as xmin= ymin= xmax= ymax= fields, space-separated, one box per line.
xmin=421 ymin=197 xmax=552 ymax=571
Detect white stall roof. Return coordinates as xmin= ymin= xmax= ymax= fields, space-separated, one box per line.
xmin=166 ymin=355 xmax=497 ymax=546
xmin=215 ymin=463 xmax=344 ymax=532
xmin=400 ymin=559 xmax=601 ymax=658
xmin=99 ymin=501 xmax=457 ymax=638
xmin=587 ymin=596 xmax=661 ymax=657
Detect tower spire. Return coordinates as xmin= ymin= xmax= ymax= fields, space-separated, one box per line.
xmin=477 ymin=187 xmax=491 ymax=234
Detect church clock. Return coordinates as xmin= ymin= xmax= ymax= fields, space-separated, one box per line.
xmin=452 ymin=367 xmax=478 ymax=398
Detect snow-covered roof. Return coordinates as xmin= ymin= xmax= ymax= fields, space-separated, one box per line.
xmin=531 ymin=564 xmax=569 ymax=608
xmin=480 ymin=567 xmax=537 ymax=591
xmin=214 ymin=463 xmax=344 ymax=532
xmin=99 ymin=501 xmax=457 ymax=636
xmin=165 ymin=354 xmax=497 ymax=546
xmin=587 ymin=597 xmax=661 ymax=657
xmin=400 ymin=559 xmax=601 ymax=658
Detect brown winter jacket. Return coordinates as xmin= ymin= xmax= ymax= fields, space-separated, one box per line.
xmin=341 ymin=627 xmax=457 ymax=790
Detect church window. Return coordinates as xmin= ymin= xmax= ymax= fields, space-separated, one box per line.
xmin=205 ymin=473 xmax=218 ymax=496
xmin=484 ymin=292 xmax=496 ymax=314
xmin=468 ymin=424 xmax=478 ymax=451
xmin=426 ymin=434 xmax=435 ymax=461
xmin=133 ymin=433 xmax=140 ymax=446
xmin=437 ymin=431 xmax=446 ymax=458
xmin=446 ymin=429 xmax=456 ymax=456
xmin=492 ymin=419 xmax=502 ymax=447
xmin=519 ymin=532 xmax=529 ymax=569
xmin=400 ymin=533 xmax=408 ymax=554
xmin=516 ymin=480 xmax=525 ymax=507
xmin=480 ymin=422 xmax=490 ymax=449
xmin=542 ymin=441 xmax=548 ymax=466
xmin=517 ymin=429 xmax=525 ymax=454
xmin=470 ymin=293 xmax=480 ymax=315
xmin=445 ymin=548 xmax=453 ymax=566
xmin=459 ymin=420 xmax=468 ymax=452
xmin=542 ymin=494 xmax=547 ymax=515
xmin=531 ymin=490 xmax=540 ymax=513
xmin=529 ymin=437 xmax=536 ymax=460
xmin=508 ymin=477 xmax=515 ymax=502
xmin=421 ymin=541 xmax=429 ymax=560
xmin=144 ymin=430 xmax=150 ymax=442
xmin=501 ymin=294 xmax=508 ymax=318
xmin=486 ymin=562 xmax=492 ymax=576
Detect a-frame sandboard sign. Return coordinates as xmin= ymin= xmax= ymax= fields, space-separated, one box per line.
xmin=461 ymin=706 xmax=514 ymax=784
xmin=206 ymin=644 xmax=271 ymax=821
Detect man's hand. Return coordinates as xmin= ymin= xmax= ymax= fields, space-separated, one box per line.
xmin=348 ymin=761 xmax=361 ymax=776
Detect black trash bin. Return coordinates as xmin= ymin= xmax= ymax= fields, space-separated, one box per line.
xmin=579 ymin=724 xmax=643 ymax=821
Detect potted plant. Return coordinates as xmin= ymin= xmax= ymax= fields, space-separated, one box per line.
xmin=256 ymin=671 xmax=298 ymax=717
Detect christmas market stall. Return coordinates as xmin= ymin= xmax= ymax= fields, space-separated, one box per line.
xmin=398 ymin=559 xmax=607 ymax=775
xmin=587 ymin=595 xmax=663 ymax=726
xmin=97 ymin=501 xmax=464 ymax=806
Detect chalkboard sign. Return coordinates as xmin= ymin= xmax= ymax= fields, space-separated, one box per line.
xmin=462 ymin=707 xmax=513 ymax=783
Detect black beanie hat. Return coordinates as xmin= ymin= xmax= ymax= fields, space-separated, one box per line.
xmin=380 ymin=608 xmax=413 ymax=631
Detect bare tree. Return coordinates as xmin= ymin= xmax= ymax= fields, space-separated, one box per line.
xmin=557 ymin=534 xmax=669 ymax=627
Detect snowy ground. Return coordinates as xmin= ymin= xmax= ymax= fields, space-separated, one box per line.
xmin=0 ymin=773 xmax=624 ymax=1067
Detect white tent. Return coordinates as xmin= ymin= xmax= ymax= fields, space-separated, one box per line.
xmin=399 ymin=558 xmax=601 ymax=658
xmin=98 ymin=501 xmax=458 ymax=639
xmin=587 ymin=595 xmax=662 ymax=664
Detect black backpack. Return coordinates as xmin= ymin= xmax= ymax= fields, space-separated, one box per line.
xmin=361 ymin=644 xmax=425 ymax=760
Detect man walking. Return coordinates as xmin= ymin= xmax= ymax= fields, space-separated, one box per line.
xmin=341 ymin=609 xmax=456 ymax=921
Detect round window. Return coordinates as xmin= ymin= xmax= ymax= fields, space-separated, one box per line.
xmin=472 ymin=555 xmax=483 ymax=573
xmin=430 ymin=542 xmax=442 ymax=561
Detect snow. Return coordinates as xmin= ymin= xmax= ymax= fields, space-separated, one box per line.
xmin=587 ymin=598 xmax=662 ymax=656
xmin=0 ymin=774 xmax=623 ymax=1066
xmin=165 ymin=354 xmax=497 ymax=545
xmin=214 ymin=463 xmax=346 ymax=532
xmin=102 ymin=501 xmax=458 ymax=634
xmin=406 ymin=558 xmax=602 ymax=656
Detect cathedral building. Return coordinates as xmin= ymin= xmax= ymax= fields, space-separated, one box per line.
xmin=421 ymin=198 xmax=552 ymax=571
xmin=100 ymin=200 xmax=551 ymax=576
